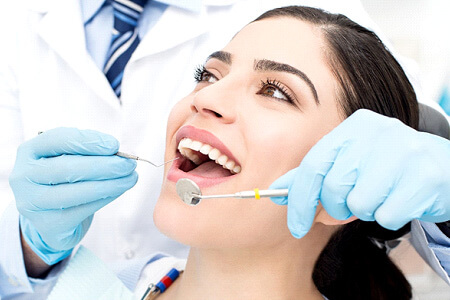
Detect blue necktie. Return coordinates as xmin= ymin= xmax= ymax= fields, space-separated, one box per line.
xmin=103 ymin=0 xmax=148 ymax=98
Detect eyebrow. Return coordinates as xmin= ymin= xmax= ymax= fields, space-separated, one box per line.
xmin=206 ymin=51 xmax=319 ymax=104
xmin=207 ymin=51 xmax=232 ymax=65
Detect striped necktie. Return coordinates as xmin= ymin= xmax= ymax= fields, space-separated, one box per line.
xmin=103 ymin=0 xmax=148 ymax=98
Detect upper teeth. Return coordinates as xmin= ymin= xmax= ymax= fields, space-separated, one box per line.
xmin=177 ymin=138 xmax=241 ymax=174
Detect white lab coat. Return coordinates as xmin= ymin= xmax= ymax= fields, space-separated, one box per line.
xmin=0 ymin=0 xmax=443 ymax=264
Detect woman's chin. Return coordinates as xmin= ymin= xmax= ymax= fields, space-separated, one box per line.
xmin=154 ymin=190 xmax=209 ymax=247
xmin=154 ymin=184 xmax=296 ymax=250
xmin=154 ymin=193 xmax=184 ymax=241
xmin=154 ymin=190 xmax=239 ymax=249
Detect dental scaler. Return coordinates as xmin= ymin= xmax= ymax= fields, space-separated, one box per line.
xmin=116 ymin=151 xmax=179 ymax=167
xmin=176 ymin=178 xmax=288 ymax=206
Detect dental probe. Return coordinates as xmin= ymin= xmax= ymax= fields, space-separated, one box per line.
xmin=176 ymin=178 xmax=288 ymax=206
xmin=115 ymin=151 xmax=179 ymax=167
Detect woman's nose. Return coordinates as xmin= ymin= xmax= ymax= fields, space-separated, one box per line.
xmin=190 ymin=81 xmax=237 ymax=123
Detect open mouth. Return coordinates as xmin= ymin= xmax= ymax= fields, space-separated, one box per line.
xmin=177 ymin=138 xmax=241 ymax=178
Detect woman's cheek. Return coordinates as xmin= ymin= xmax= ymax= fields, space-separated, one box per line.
xmin=166 ymin=97 xmax=192 ymax=137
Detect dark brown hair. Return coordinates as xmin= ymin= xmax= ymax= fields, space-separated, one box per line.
xmin=254 ymin=6 xmax=419 ymax=299
xmin=254 ymin=6 xmax=419 ymax=129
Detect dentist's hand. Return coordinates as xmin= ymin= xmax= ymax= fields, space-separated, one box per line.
xmin=270 ymin=109 xmax=450 ymax=238
xmin=9 ymin=128 xmax=138 ymax=265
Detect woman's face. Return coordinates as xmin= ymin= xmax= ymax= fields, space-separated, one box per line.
xmin=155 ymin=17 xmax=343 ymax=249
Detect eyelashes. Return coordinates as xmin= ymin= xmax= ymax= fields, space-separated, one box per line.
xmin=193 ymin=65 xmax=296 ymax=105
xmin=194 ymin=65 xmax=206 ymax=82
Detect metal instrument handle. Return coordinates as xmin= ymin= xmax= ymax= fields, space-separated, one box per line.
xmin=197 ymin=189 xmax=289 ymax=200
xmin=236 ymin=189 xmax=289 ymax=199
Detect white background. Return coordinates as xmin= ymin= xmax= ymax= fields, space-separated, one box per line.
xmin=362 ymin=0 xmax=450 ymax=105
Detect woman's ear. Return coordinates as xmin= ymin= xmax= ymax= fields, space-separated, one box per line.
xmin=315 ymin=203 xmax=357 ymax=225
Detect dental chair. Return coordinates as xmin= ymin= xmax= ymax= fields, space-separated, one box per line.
xmin=418 ymin=103 xmax=450 ymax=236
xmin=418 ymin=103 xmax=450 ymax=139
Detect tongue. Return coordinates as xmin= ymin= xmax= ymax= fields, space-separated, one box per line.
xmin=188 ymin=161 xmax=232 ymax=178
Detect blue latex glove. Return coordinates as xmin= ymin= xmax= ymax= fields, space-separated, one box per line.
xmin=9 ymin=128 xmax=138 ymax=265
xmin=270 ymin=109 xmax=450 ymax=238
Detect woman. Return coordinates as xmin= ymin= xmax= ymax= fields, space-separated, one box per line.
xmin=38 ymin=6 xmax=417 ymax=300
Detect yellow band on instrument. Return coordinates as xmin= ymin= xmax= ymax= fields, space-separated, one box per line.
xmin=254 ymin=188 xmax=260 ymax=200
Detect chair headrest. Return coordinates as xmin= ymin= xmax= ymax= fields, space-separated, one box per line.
xmin=418 ymin=103 xmax=450 ymax=140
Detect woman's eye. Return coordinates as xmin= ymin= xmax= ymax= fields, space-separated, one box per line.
xmin=259 ymin=85 xmax=288 ymax=101
xmin=257 ymin=80 xmax=294 ymax=104
xmin=201 ymin=71 xmax=218 ymax=83
xmin=194 ymin=66 xmax=218 ymax=84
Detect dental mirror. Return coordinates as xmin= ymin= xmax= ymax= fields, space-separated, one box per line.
xmin=176 ymin=178 xmax=202 ymax=206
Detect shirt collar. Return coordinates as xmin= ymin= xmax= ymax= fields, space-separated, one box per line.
xmin=80 ymin=0 xmax=106 ymax=25
xmin=80 ymin=0 xmax=202 ymax=24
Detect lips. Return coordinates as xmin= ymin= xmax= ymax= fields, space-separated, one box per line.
xmin=167 ymin=125 xmax=240 ymax=188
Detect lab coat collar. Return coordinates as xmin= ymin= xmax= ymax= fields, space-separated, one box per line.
xmin=130 ymin=5 xmax=209 ymax=62
xmin=21 ymin=0 xmax=54 ymax=13
xmin=35 ymin=0 xmax=120 ymax=108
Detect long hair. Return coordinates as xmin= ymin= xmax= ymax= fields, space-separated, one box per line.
xmin=254 ymin=6 xmax=419 ymax=299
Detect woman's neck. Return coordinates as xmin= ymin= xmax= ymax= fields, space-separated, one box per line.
xmin=161 ymin=232 xmax=329 ymax=300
